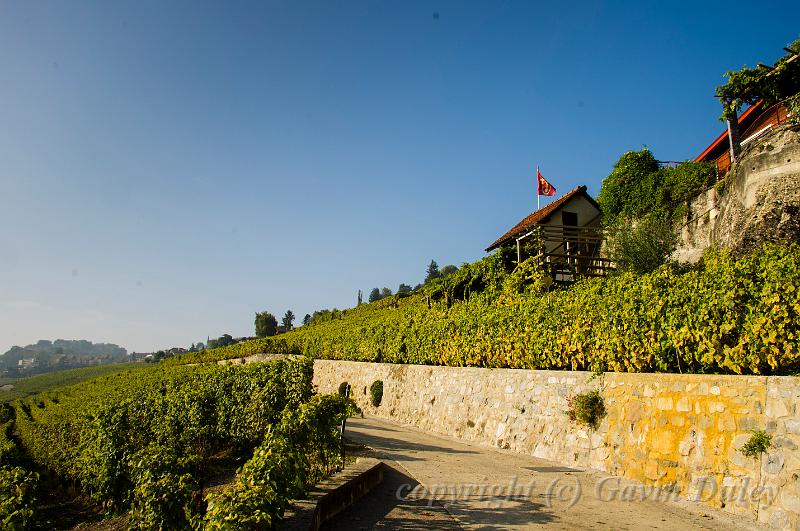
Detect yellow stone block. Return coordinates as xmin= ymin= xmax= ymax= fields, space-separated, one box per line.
xmin=670 ymin=415 xmax=686 ymax=427
xmin=652 ymin=430 xmax=678 ymax=454
xmin=645 ymin=460 xmax=660 ymax=481
xmin=656 ymin=397 xmax=674 ymax=410
xmin=717 ymin=412 xmax=736 ymax=432
xmin=676 ymin=397 xmax=691 ymax=412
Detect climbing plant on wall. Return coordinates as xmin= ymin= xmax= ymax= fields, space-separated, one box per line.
xmin=596 ymin=148 xmax=715 ymax=226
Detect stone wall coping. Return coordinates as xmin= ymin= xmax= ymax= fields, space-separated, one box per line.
xmin=313 ymin=358 xmax=798 ymax=384
xmin=281 ymin=457 xmax=384 ymax=531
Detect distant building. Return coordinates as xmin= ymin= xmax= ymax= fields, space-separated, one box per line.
xmin=17 ymin=358 xmax=38 ymax=369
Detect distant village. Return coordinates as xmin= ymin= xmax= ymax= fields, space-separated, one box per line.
xmin=0 ymin=339 xmax=131 ymax=379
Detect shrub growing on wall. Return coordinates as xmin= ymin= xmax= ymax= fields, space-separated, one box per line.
xmin=598 ymin=149 xmax=661 ymax=223
xmin=370 ymin=381 xmax=383 ymax=407
xmin=740 ymin=430 xmax=772 ymax=459
xmin=566 ymin=389 xmax=606 ymax=429
xmin=661 ymin=162 xmax=717 ymax=206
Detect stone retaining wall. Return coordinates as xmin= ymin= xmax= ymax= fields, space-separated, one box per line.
xmin=312 ymin=360 xmax=800 ymax=529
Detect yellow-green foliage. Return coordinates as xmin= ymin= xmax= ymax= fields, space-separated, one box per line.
xmin=0 ymin=418 xmax=37 ymax=530
xmin=0 ymin=465 xmax=38 ymax=530
xmin=172 ymin=244 xmax=800 ymax=376
xmin=203 ymin=394 xmax=358 ymax=529
xmin=0 ymin=423 xmax=17 ymax=465
xmin=740 ymin=430 xmax=772 ymax=458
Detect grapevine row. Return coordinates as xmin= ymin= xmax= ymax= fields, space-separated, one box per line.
xmin=0 ymin=357 xmax=355 ymax=529
xmin=173 ymin=244 xmax=800 ymax=375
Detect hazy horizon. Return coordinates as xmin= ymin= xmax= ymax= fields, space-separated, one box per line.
xmin=2 ymin=0 xmax=798 ymax=353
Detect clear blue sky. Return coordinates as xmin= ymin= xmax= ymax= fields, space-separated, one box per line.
xmin=1 ymin=1 xmax=797 ymax=353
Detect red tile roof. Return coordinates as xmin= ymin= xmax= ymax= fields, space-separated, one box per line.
xmin=485 ymin=185 xmax=598 ymax=251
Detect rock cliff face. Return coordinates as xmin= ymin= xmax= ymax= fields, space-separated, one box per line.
xmin=675 ymin=123 xmax=800 ymax=262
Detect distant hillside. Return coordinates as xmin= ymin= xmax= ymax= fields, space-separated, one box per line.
xmin=0 ymin=339 xmax=129 ymax=378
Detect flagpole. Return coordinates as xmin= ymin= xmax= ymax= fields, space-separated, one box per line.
xmin=537 ymin=165 xmax=540 ymax=211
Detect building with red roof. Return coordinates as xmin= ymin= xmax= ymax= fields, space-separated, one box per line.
xmin=486 ymin=186 xmax=612 ymax=279
xmin=695 ymin=100 xmax=792 ymax=177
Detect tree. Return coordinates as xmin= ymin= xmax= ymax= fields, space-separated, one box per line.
xmin=312 ymin=309 xmax=331 ymax=322
xmin=254 ymin=312 xmax=278 ymax=337
xmin=282 ymin=310 xmax=295 ymax=329
xmin=441 ymin=265 xmax=458 ymax=277
xmin=368 ymin=288 xmax=381 ymax=302
xmin=380 ymin=287 xmax=393 ymax=298
xmin=207 ymin=334 xmax=234 ymax=349
xmin=606 ymin=216 xmax=678 ymax=274
xmin=714 ymin=40 xmax=800 ymax=159
xmin=597 ymin=149 xmax=661 ymax=226
xmin=302 ymin=314 xmax=311 ymax=326
xmin=398 ymin=283 xmax=412 ymax=293
xmin=357 ymin=289 xmax=363 ymax=306
xmin=715 ymin=40 xmax=800 ymax=122
xmin=425 ymin=260 xmax=440 ymax=283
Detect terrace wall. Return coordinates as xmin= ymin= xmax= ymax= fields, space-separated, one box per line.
xmin=312 ymin=360 xmax=800 ymax=529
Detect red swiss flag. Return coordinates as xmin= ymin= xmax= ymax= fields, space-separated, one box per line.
xmin=537 ymin=168 xmax=556 ymax=197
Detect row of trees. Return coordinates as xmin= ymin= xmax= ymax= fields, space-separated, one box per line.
xmin=255 ymin=310 xmax=296 ymax=338
xmin=245 ymin=260 xmax=462 ymax=335
xmin=361 ymin=260 xmax=460 ymax=303
xmin=366 ymin=285 xmax=409 ymax=303
xmin=176 ymin=311 xmax=295 ymax=355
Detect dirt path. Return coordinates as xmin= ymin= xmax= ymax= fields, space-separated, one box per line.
xmin=323 ymin=416 xmax=764 ymax=530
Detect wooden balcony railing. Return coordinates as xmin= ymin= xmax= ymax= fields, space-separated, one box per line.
xmin=517 ymin=225 xmax=615 ymax=282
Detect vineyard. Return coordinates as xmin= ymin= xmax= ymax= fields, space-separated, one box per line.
xmin=0 ymin=358 xmax=357 ymax=529
xmin=0 ymin=363 xmax=142 ymax=403
xmin=171 ymin=243 xmax=800 ymax=375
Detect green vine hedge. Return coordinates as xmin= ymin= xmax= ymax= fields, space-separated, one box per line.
xmin=7 ymin=357 xmax=359 ymax=529
xmin=170 ymin=243 xmax=800 ymax=376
